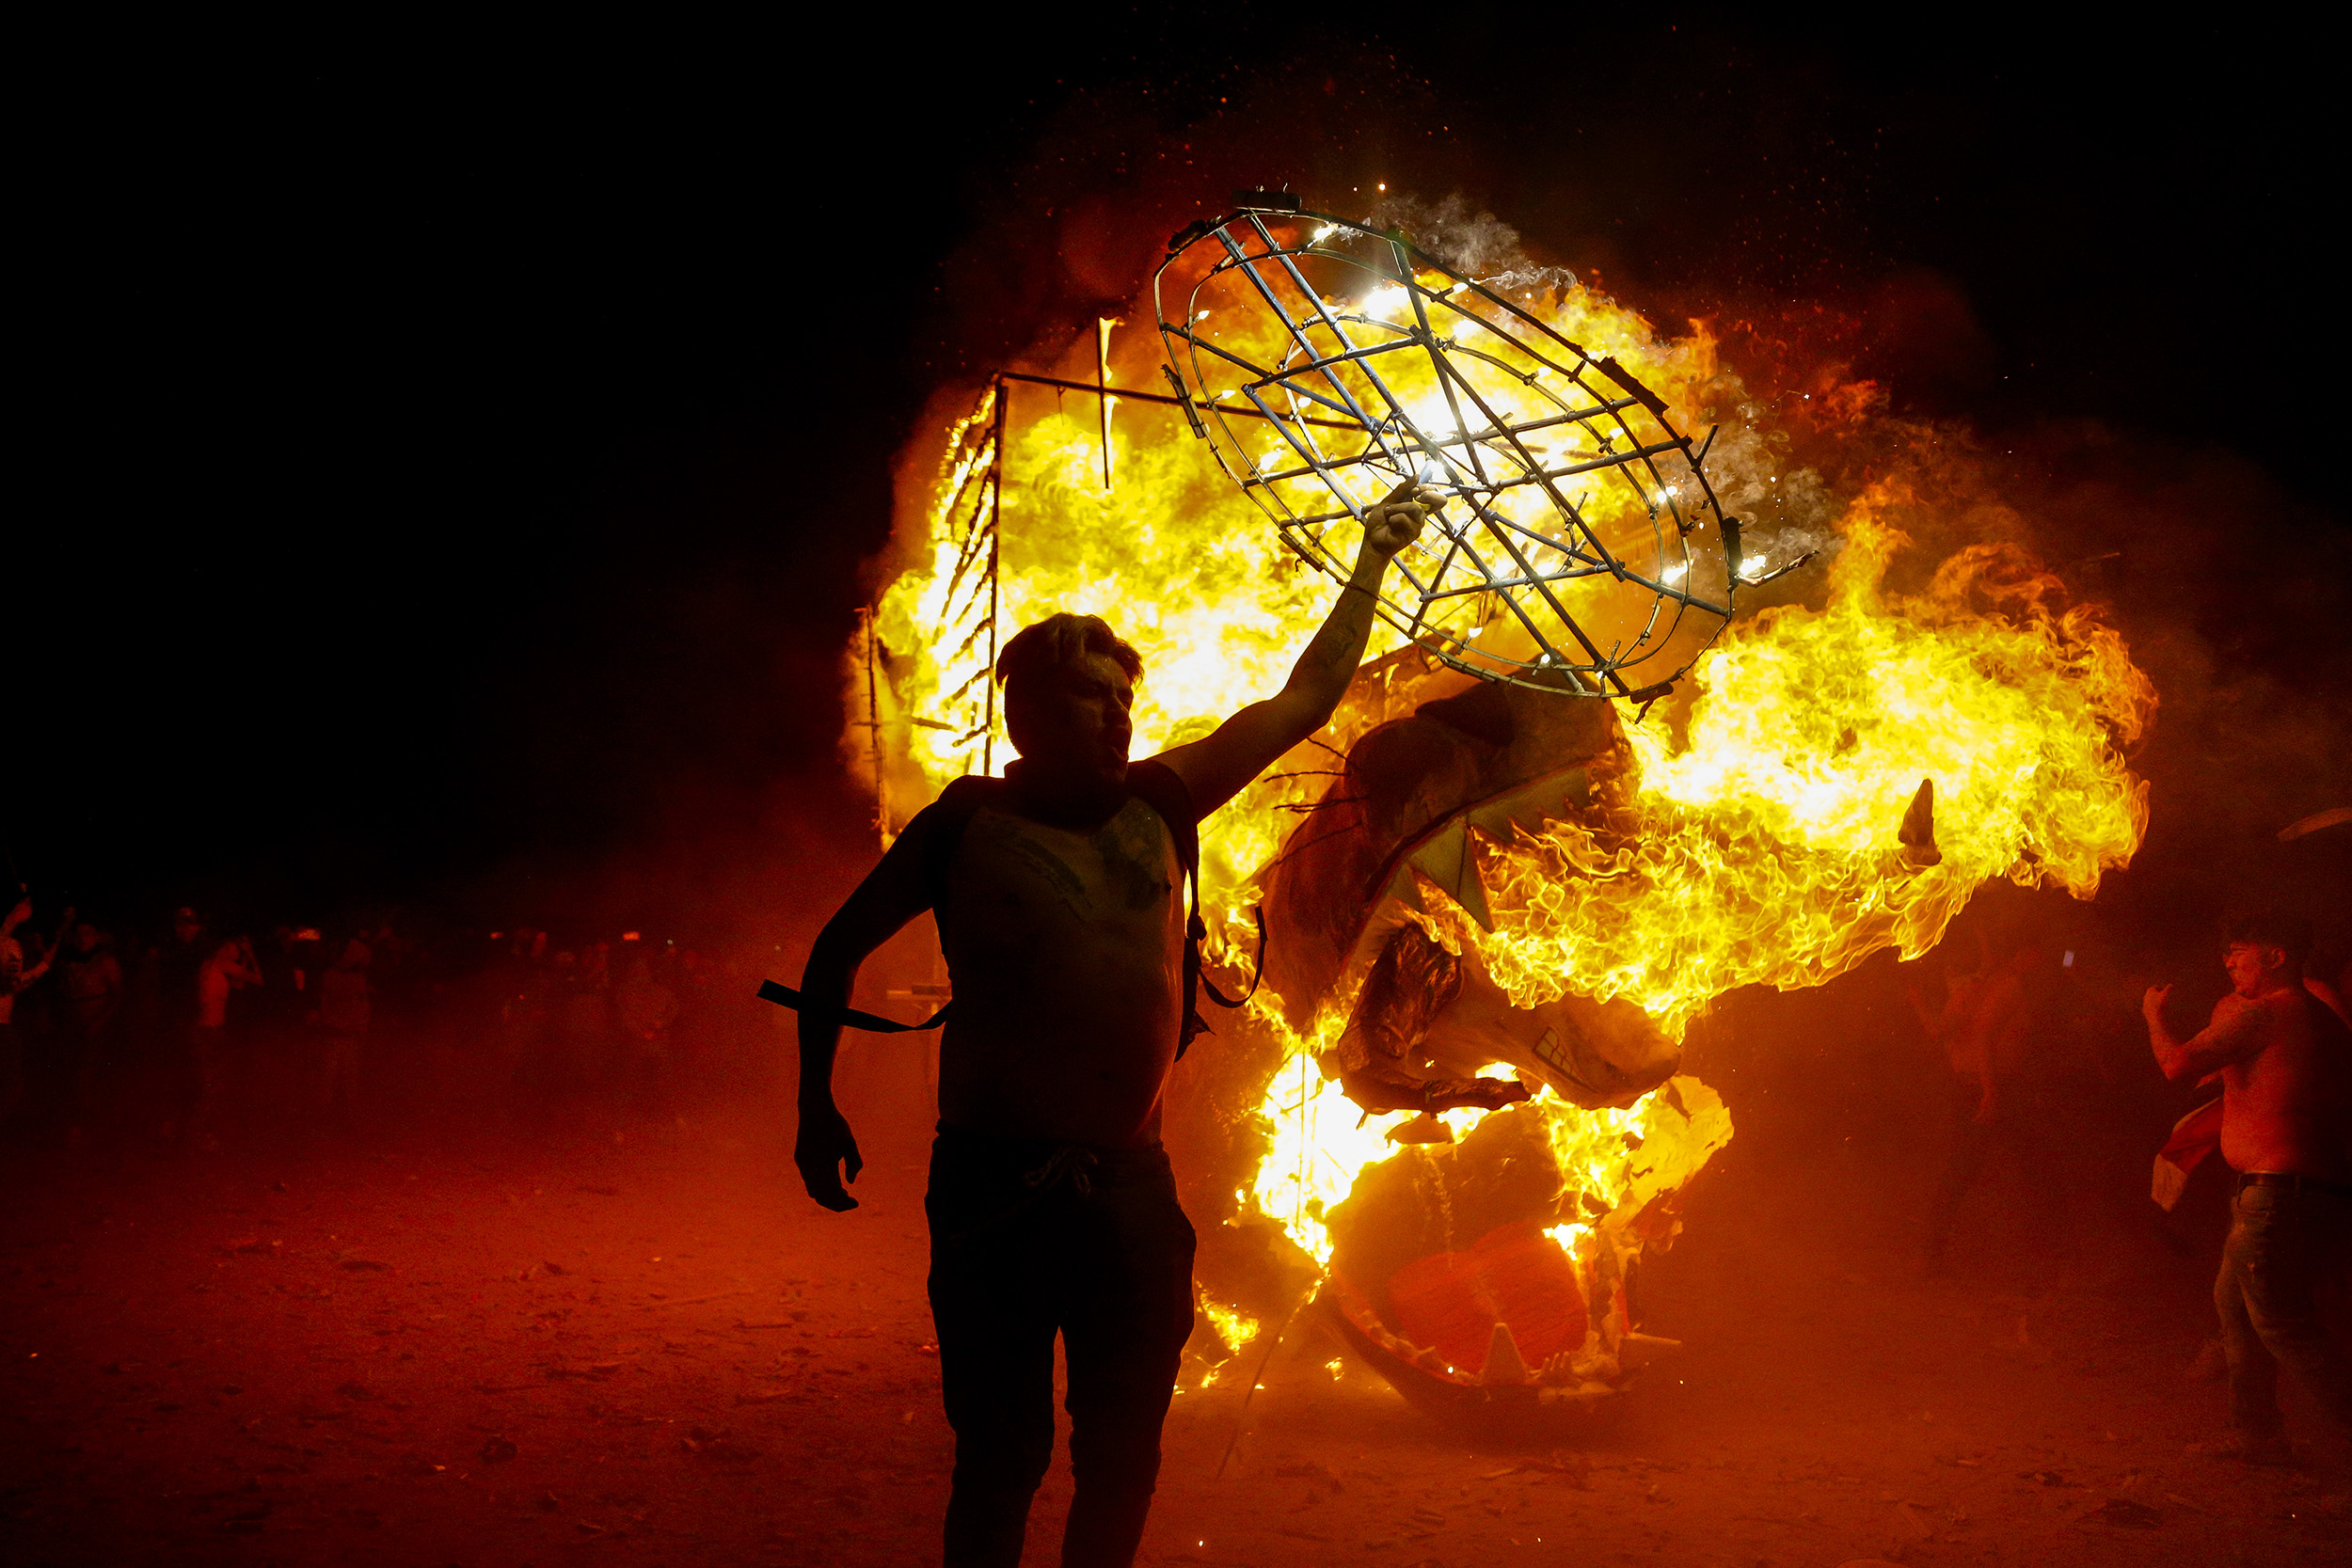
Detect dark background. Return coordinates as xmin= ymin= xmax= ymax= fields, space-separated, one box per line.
xmin=16 ymin=8 xmax=2347 ymax=942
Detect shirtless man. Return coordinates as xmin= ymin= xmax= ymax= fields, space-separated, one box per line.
xmin=2146 ymin=911 xmax=2352 ymax=1462
xmin=794 ymin=484 xmax=1430 ymax=1568
xmin=1914 ymin=943 xmax=2059 ymax=1273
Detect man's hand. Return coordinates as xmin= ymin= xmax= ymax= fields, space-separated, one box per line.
xmin=2142 ymin=984 xmax=2171 ymax=1026
xmin=795 ymin=1102 xmax=864 ymax=1212
xmin=1361 ymin=479 xmax=1438 ymax=562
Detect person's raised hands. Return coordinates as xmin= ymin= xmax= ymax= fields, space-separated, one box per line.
xmin=1362 ymin=478 xmax=1439 ymax=561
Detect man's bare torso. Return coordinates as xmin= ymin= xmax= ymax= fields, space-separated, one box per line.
xmin=1939 ymin=970 xmax=2033 ymax=1079
xmin=2217 ymin=988 xmax=2352 ymax=1180
xmin=933 ymin=793 xmax=1185 ymax=1148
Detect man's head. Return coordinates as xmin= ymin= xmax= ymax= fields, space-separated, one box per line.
xmin=996 ymin=613 xmax=1144 ymax=786
xmin=2221 ymin=909 xmax=2312 ymax=998
xmin=173 ymin=907 xmax=203 ymax=943
xmin=71 ymin=922 xmax=100 ymax=953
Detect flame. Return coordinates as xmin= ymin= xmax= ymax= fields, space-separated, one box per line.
xmin=1200 ymin=1298 xmax=1260 ymax=1358
xmin=860 ymin=227 xmax=2151 ymax=1363
xmin=1244 ymin=1053 xmax=1731 ymax=1290
xmin=1440 ymin=489 xmax=2154 ymax=1037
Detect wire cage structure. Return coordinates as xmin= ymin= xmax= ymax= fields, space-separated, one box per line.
xmin=1155 ymin=199 xmax=1741 ymax=700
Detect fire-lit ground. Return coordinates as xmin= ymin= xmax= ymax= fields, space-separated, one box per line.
xmin=5 ymin=983 xmax=2344 ymax=1568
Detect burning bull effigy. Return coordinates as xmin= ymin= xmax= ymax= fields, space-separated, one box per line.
xmin=852 ymin=198 xmax=2153 ymax=1433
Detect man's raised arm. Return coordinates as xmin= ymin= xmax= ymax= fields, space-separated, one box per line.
xmin=2144 ymin=985 xmax=2265 ymax=1084
xmin=794 ymin=822 xmax=935 ymax=1211
xmin=1156 ymin=481 xmax=1434 ymax=816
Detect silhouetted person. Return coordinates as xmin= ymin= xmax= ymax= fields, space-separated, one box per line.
xmin=145 ymin=907 xmax=208 ymax=1072
xmin=794 ymin=483 xmax=1431 ymax=1568
xmin=614 ymin=953 xmax=678 ymax=1109
xmin=186 ymin=935 xmax=261 ymax=1148
xmin=315 ymin=938 xmax=372 ymax=1119
xmin=56 ymin=921 xmax=123 ymax=1125
xmin=1913 ymin=943 xmax=2063 ymax=1273
xmin=2147 ymin=911 xmax=2352 ymax=1464
xmin=554 ymin=948 xmax=612 ymax=1094
xmin=494 ymin=928 xmax=552 ymax=1110
xmin=2 ymin=896 xmax=61 ymax=1122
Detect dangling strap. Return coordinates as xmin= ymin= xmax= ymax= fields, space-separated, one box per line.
xmin=1200 ymin=903 xmax=1266 ymax=1012
xmin=755 ymin=979 xmax=951 ymax=1033
xmin=756 ymin=763 xmax=1268 ymax=1050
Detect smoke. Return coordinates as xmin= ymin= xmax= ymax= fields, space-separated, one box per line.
xmin=1361 ymin=192 xmax=1572 ymax=297
xmin=1351 ymin=190 xmax=1841 ymax=602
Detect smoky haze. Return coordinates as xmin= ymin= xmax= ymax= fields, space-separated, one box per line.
xmin=5 ymin=16 xmax=2348 ymax=1566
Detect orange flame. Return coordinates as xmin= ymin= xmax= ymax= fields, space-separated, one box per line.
xmin=1437 ymin=483 xmax=2154 ymax=1038
xmin=858 ymin=245 xmax=2153 ymax=1354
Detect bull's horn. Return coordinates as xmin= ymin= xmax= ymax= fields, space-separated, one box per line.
xmin=1899 ymin=778 xmax=1942 ymax=867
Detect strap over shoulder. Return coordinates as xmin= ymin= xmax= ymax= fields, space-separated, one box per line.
xmin=917 ymin=774 xmax=1012 ymax=911
xmin=1124 ymin=758 xmax=1263 ymax=1056
xmin=757 ymin=760 xmax=1261 ymax=1049
xmin=1123 ymin=757 xmax=1200 ymax=870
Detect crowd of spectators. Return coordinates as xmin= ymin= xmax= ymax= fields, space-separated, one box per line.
xmin=0 ymin=893 xmax=784 ymax=1148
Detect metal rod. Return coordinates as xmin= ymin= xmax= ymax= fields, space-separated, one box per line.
xmin=981 ymin=380 xmax=1004 ymax=779
xmin=1212 ymin=222 xmax=1392 ymax=446
xmin=1242 ymin=395 xmax=1645 ymax=488
xmin=865 ymin=605 xmax=887 ymax=847
xmin=999 ymin=370 xmax=1358 ymax=431
xmin=1097 ymin=319 xmax=1114 ymax=490
xmin=1269 ymin=438 xmax=1689 ymax=530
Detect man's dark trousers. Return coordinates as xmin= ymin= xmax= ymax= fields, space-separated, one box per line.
xmin=2216 ymin=1177 xmax=2352 ymax=1439
xmin=927 ymin=1123 xmax=1196 ymax=1568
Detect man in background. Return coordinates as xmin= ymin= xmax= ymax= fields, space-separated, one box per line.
xmin=316 ymin=938 xmax=372 ymax=1121
xmin=187 ymin=934 xmax=262 ymax=1148
xmin=1913 ymin=942 xmax=2059 ymax=1274
xmin=2 ymin=895 xmax=62 ymax=1123
xmin=2147 ymin=910 xmax=2352 ymax=1464
xmin=56 ymin=920 xmax=123 ymax=1130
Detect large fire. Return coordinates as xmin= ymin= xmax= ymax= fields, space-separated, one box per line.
xmin=856 ymin=216 xmax=2151 ymax=1402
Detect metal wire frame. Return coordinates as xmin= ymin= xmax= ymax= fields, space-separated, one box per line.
xmin=1154 ymin=205 xmax=1740 ymax=699
xmin=901 ymin=362 xmax=1359 ymax=787
xmin=894 ymin=380 xmax=1008 ymax=793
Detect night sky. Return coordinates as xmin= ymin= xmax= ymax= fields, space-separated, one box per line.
xmin=18 ymin=13 xmax=2346 ymax=940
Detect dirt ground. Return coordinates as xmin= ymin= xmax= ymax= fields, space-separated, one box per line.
xmin=4 ymin=1035 xmax=2347 ymax=1568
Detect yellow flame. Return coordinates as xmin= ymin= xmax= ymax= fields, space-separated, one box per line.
xmin=862 ymin=238 xmax=2149 ymax=1336
xmin=1201 ymin=1297 xmax=1260 ymax=1355
xmin=1443 ymin=492 xmax=2153 ymax=1037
